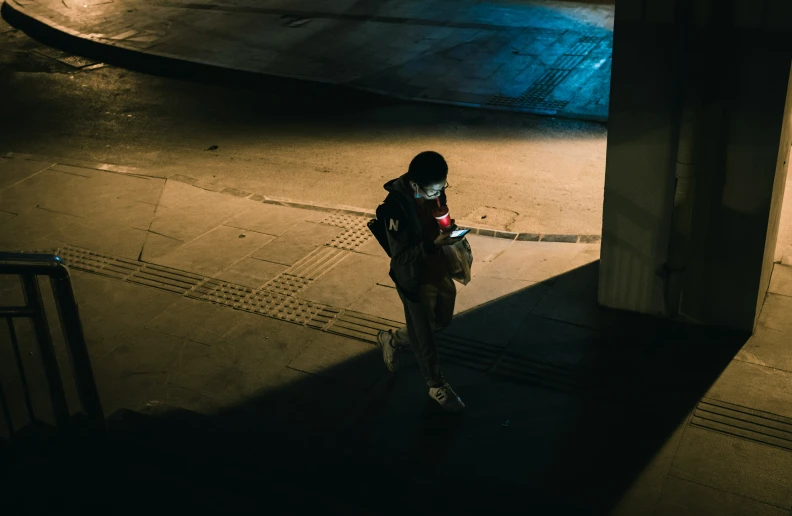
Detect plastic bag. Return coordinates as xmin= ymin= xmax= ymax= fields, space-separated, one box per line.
xmin=443 ymin=237 xmax=473 ymax=285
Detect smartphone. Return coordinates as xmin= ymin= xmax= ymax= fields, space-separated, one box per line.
xmin=450 ymin=228 xmax=470 ymax=239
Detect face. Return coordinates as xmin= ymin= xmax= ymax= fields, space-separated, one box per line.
xmin=411 ymin=178 xmax=448 ymax=200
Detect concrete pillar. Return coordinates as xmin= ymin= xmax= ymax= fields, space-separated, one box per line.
xmin=600 ymin=0 xmax=792 ymax=331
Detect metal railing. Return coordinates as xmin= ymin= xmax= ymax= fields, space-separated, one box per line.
xmin=0 ymin=252 xmax=104 ymax=438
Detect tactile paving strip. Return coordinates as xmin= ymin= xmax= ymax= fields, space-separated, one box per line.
xmin=486 ymin=34 xmax=602 ymax=112
xmin=127 ymin=263 xmax=204 ymax=295
xmin=326 ymin=227 xmax=373 ymax=251
xmin=187 ymin=278 xmax=325 ymax=325
xmin=492 ymin=350 xmax=581 ymax=393
xmin=49 ymin=244 xmax=570 ymax=381
xmin=55 ymin=246 xmax=140 ymax=280
xmin=436 ymin=334 xmax=502 ymax=372
xmin=324 ymin=310 xmax=401 ymax=342
xmin=262 ymin=247 xmax=350 ymax=297
xmin=691 ymin=398 xmax=792 ymax=452
xmin=320 ymin=213 xmax=370 ymax=229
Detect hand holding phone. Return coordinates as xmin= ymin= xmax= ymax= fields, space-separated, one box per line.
xmin=434 ymin=225 xmax=469 ymax=247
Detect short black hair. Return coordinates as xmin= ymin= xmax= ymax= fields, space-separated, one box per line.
xmin=407 ymin=151 xmax=448 ymax=186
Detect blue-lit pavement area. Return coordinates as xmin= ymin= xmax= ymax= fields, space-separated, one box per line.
xmin=4 ymin=0 xmax=613 ymax=121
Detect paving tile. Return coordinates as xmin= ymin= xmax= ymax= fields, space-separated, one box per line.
xmin=0 ymin=167 xmax=91 ymax=216
xmin=50 ymin=218 xmax=148 ymax=260
xmin=769 ymin=263 xmax=792 ymax=297
xmin=653 ymin=476 xmax=788 ymax=516
xmin=168 ymin=315 xmax=319 ymax=403
xmin=348 ymin=284 xmax=405 ymax=324
xmin=464 ymin=233 xmax=513 ymax=263
xmin=92 ymin=326 xmax=190 ymax=414
xmin=72 ymin=272 xmax=181 ymax=330
xmin=144 ymin=297 xmax=250 ymax=346
xmin=355 ymin=236 xmax=389 ymax=259
xmin=139 ymin=231 xmax=184 ymax=261
xmin=0 ymin=158 xmax=54 ymax=191
xmin=703 ymin=358 xmax=792 ymax=420
xmin=214 ymin=257 xmax=288 ymax=289
xmin=669 ymin=426 xmax=792 ymax=509
xmin=223 ymin=202 xmax=326 ymax=236
xmin=0 ymin=209 xmax=70 ymax=251
xmin=151 ymin=225 xmax=274 ymax=276
xmin=735 ymin=324 xmax=792 ymax=373
xmin=609 ymin=416 xmax=690 ymax=516
xmin=251 ymin=222 xmax=343 ymax=266
xmin=455 ymin=273 xmax=533 ymax=313
xmin=505 ymin=315 xmax=604 ymax=366
xmin=298 ymin=252 xmax=390 ymax=308
xmin=288 ymin=332 xmax=383 ymax=390
xmin=444 ymin=280 xmax=547 ymax=346
xmin=530 ymin=262 xmax=621 ymax=331
xmin=478 ymin=240 xmax=581 ymax=282
xmin=759 ymin=294 xmax=792 ymax=333
xmin=149 ymin=180 xmax=252 ymax=242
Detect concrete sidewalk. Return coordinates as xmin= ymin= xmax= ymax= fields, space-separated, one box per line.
xmin=3 ymin=152 xmax=792 ymax=514
xmin=3 ymin=0 xmax=613 ymax=121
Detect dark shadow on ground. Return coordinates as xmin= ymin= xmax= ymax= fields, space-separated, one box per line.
xmin=1 ymin=260 xmax=748 ymax=515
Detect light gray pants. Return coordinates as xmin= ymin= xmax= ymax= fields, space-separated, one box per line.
xmin=394 ymin=274 xmax=456 ymax=387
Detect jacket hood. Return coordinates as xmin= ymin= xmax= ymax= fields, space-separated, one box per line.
xmin=383 ymin=174 xmax=413 ymax=200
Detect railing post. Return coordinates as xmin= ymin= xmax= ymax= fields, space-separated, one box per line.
xmin=50 ymin=270 xmax=105 ymax=427
xmin=6 ymin=317 xmax=36 ymax=423
xmin=0 ymin=380 xmax=14 ymax=437
xmin=19 ymin=274 xmax=71 ymax=431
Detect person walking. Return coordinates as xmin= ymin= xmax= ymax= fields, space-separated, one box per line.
xmin=376 ymin=151 xmax=466 ymax=412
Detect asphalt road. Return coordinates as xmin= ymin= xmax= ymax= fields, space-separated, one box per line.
xmin=0 ymin=12 xmax=607 ymax=235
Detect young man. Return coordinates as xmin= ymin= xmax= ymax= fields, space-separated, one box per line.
xmin=376 ymin=151 xmax=466 ymax=412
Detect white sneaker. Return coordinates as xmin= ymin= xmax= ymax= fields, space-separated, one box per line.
xmin=377 ymin=330 xmax=400 ymax=373
xmin=429 ymin=384 xmax=465 ymax=412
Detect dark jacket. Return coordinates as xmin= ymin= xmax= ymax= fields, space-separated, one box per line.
xmin=379 ymin=174 xmax=447 ymax=301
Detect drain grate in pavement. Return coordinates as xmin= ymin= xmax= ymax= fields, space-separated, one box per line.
xmin=436 ymin=333 xmax=502 ymax=372
xmin=32 ymin=47 xmax=100 ymax=69
xmin=492 ymin=351 xmax=581 ymax=393
xmin=691 ymin=398 xmax=792 ymax=452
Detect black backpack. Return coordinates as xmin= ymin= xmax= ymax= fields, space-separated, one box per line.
xmin=367 ymin=195 xmax=393 ymax=258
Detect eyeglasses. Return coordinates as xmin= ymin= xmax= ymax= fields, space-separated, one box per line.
xmin=420 ymin=182 xmax=450 ymax=197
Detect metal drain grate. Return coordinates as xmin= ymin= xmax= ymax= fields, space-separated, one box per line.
xmin=32 ymin=47 xmax=100 ymax=69
xmin=691 ymin=398 xmax=792 ymax=452
xmin=324 ymin=310 xmax=401 ymax=342
xmin=493 ymin=351 xmax=581 ymax=393
xmin=436 ymin=334 xmax=502 ymax=372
